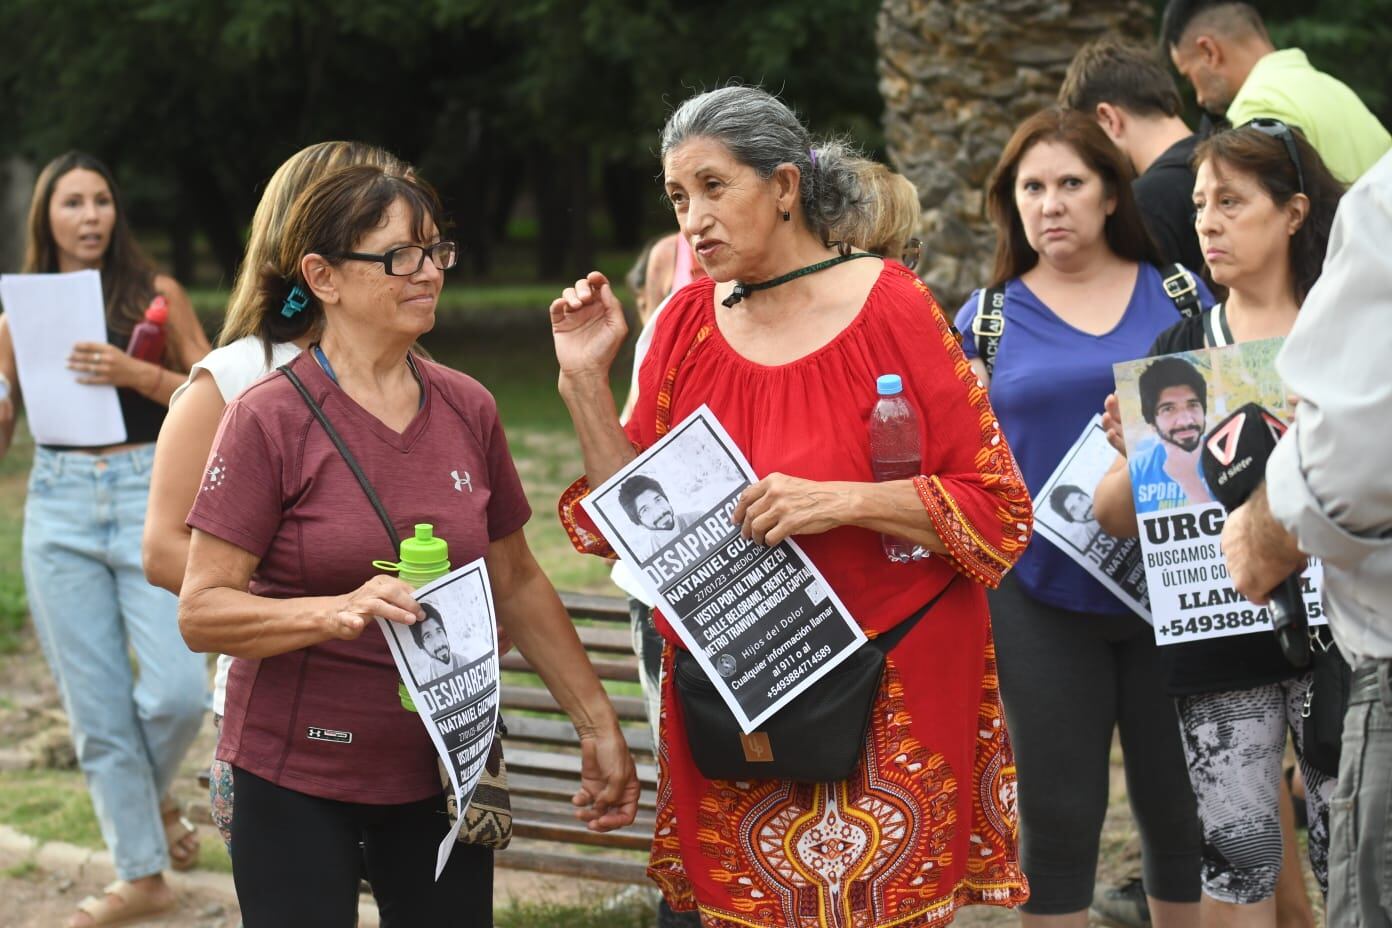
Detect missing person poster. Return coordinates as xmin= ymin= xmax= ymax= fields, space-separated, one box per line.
xmin=1034 ymin=415 xmax=1150 ymax=622
xmin=581 ymin=406 xmax=866 ymax=734
xmin=378 ymin=560 xmax=500 ymax=878
xmin=1113 ymin=339 xmax=1324 ymax=645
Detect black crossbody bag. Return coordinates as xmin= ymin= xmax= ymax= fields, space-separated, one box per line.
xmin=278 ymin=363 xmax=513 ymax=848
xmin=673 ymin=575 xmax=957 ymax=783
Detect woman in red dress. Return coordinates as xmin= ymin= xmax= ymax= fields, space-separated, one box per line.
xmin=553 ymin=86 xmax=1034 ymax=928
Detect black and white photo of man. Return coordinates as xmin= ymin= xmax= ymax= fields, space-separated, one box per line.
xmin=618 ymin=474 xmax=702 ymax=561
xmin=1047 ymin=483 xmax=1103 ymax=552
xmin=407 ymin=603 xmax=467 ymax=682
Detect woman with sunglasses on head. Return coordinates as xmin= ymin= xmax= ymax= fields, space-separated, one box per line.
xmin=1094 ymin=120 xmax=1344 ymax=926
xmin=0 ymin=152 xmax=211 ymax=927
xmin=177 ymin=165 xmax=639 ymax=925
xmin=142 ymin=141 xmax=410 ymax=855
xmin=955 ymin=107 xmax=1218 ymax=928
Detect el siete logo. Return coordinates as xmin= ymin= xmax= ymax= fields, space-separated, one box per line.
xmin=1205 ymin=408 xmax=1288 ymax=466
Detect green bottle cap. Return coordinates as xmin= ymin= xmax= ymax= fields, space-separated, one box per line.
xmin=373 ymin=524 xmax=451 ymax=715
xmin=372 ymin=523 xmax=450 ymax=587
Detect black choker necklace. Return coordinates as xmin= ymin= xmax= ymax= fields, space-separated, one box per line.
xmin=721 ymin=252 xmax=878 ymax=308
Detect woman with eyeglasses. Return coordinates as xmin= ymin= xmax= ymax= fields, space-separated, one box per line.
xmin=955 ymin=107 xmax=1218 ymax=928
xmin=1093 ymin=121 xmax=1345 ymax=923
xmin=177 ymin=165 xmax=639 ymax=925
xmin=142 ymin=142 xmax=411 ymax=858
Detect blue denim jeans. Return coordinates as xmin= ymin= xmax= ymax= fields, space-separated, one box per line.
xmin=1328 ymin=660 xmax=1392 ymax=928
xmin=22 ymin=445 xmax=206 ymax=880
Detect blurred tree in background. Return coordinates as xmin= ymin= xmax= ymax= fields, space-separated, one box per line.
xmin=0 ymin=0 xmax=882 ymax=283
xmin=0 ymin=0 xmax=1385 ymax=287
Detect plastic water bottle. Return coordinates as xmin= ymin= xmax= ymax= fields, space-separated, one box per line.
xmin=126 ymin=295 xmax=168 ymax=363
xmin=372 ymin=524 xmax=450 ymax=711
xmin=869 ymin=374 xmax=922 ymax=563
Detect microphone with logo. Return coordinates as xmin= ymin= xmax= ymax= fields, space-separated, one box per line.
xmin=1200 ymin=402 xmax=1310 ymax=667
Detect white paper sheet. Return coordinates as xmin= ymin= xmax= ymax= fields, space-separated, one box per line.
xmin=581 ymin=405 xmax=867 ymax=734
xmin=0 ymin=270 xmax=126 ymax=446
xmin=377 ymin=560 xmax=500 ymax=879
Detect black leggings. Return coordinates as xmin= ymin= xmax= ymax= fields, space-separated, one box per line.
xmin=231 ymin=766 xmax=493 ymax=927
xmin=989 ymin=575 xmax=1201 ymax=914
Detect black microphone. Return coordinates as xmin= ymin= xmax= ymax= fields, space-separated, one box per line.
xmin=1200 ymin=402 xmax=1310 ymax=667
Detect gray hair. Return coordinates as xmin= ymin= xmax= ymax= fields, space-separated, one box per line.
xmin=660 ymin=86 xmax=866 ymax=245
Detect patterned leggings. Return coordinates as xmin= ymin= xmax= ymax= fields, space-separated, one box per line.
xmin=1176 ymin=675 xmax=1336 ymax=904
xmin=209 ymin=716 xmax=234 ymax=850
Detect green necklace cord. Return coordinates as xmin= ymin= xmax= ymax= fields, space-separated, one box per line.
xmin=721 ymin=252 xmax=879 ymax=308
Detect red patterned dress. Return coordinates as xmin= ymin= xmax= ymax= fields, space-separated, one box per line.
xmin=561 ymin=262 xmax=1033 ymax=927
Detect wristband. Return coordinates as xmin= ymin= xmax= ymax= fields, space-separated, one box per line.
xmin=0 ymin=374 xmax=10 ymax=403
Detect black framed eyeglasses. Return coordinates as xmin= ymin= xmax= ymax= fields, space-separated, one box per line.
xmin=900 ymin=237 xmax=923 ymax=271
xmin=1238 ymin=118 xmax=1306 ymax=196
xmin=329 ymin=241 xmax=458 ymax=276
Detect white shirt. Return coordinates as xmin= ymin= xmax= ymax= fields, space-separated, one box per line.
xmin=1267 ymin=151 xmax=1392 ymax=662
xmin=174 ymin=336 xmax=302 ymax=714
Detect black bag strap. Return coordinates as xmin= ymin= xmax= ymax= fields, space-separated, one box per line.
xmin=1161 ymin=263 xmax=1202 ymax=320
xmin=279 ymin=364 xmax=401 ymax=551
xmin=872 ymin=574 xmax=960 ymax=653
xmin=972 ymin=286 xmax=1006 ymax=377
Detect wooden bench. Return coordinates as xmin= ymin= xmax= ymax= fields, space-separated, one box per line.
xmin=497 ymin=591 xmax=656 ymax=884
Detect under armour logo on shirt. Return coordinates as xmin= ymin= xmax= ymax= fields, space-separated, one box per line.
xmin=203 ymin=455 xmax=228 ymax=492
xmin=451 ymin=469 xmax=473 ymax=493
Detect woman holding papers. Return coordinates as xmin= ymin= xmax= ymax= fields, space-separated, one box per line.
xmin=0 ymin=152 xmax=210 ymax=926
xmin=953 ymin=108 xmax=1217 ymax=928
xmin=177 ymin=165 xmax=638 ymax=925
xmin=1093 ymin=122 xmax=1346 ymax=922
xmin=555 ymin=85 xmax=1033 ymax=927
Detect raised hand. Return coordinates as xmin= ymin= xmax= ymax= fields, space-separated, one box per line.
xmin=550 ymin=272 xmax=629 ymax=381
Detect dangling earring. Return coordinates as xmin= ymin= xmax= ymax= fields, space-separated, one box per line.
xmin=781 ymin=209 xmax=791 ymax=222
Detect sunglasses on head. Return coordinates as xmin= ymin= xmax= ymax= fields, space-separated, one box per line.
xmin=1238 ymin=118 xmax=1306 ymax=196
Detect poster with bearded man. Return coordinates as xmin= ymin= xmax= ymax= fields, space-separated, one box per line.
xmin=1113 ymin=339 xmax=1324 ymax=645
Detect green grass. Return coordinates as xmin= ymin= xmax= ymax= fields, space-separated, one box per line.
xmin=0 ymin=428 xmax=32 ymax=654
xmin=0 ymin=770 xmax=104 ymax=850
xmin=495 ymin=896 xmax=653 ymax=928
xmin=2 ymin=859 xmax=38 ymax=879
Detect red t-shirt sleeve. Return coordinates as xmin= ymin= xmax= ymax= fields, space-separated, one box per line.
xmin=186 ymin=398 xmax=285 ymax=559
xmin=483 ymin=409 xmax=532 ymax=541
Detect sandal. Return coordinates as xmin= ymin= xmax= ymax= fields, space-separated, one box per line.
xmin=68 ymin=879 xmax=177 ymax=927
xmin=160 ymin=800 xmax=200 ymax=872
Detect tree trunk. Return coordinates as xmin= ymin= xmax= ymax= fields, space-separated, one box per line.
xmin=877 ymin=0 xmax=1153 ymax=307
xmin=0 ymin=156 xmax=37 ymax=273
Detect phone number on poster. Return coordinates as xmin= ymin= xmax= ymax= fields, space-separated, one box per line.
xmin=1157 ymin=600 xmax=1323 ymax=640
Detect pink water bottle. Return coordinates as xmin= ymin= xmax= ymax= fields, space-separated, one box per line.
xmin=869 ymin=374 xmax=922 ymax=563
xmin=127 ymin=295 xmax=168 ymax=363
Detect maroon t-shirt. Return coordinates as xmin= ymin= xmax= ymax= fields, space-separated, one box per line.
xmin=189 ymin=351 xmax=531 ymax=804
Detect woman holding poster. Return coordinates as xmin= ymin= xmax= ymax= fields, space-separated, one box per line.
xmin=177 ymin=165 xmax=639 ymax=925
xmin=1094 ymin=122 xmax=1346 ymax=921
xmin=954 ymin=107 xmax=1217 ymax=927
xmin=554 ymin=85 xmax=1034 ymax=928
xmin=0 ymin=152 xmax=211 ymax=926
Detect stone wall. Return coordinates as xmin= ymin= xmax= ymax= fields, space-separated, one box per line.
xmin=877 ymin=0 xmax=1152 ymax=308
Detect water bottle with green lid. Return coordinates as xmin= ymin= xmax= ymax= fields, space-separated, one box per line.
xmin=373 ymin=524 xmax=451 ymax=711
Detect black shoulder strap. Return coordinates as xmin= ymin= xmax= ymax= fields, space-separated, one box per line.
xmin=1161 ymin=264 xmax=1202 ymax=320
xmin=873 ymin=574 xmax=959 ymax=653
xmin=278 ymin=364 xmax=401 ymax=550
xmin=972 ymin=286 xmax=1007 ymax=377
